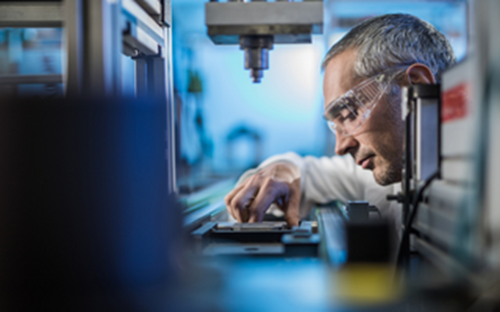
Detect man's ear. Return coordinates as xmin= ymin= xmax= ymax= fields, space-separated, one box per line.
xmin=404 ymin=63 xmax=436 ymax=85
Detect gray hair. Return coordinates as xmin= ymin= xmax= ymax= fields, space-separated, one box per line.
xmin=321 ymin=14 xmax=456 ymax=83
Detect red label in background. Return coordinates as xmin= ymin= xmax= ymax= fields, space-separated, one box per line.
xmin=442 ymin=83 xmax=470 ymax=123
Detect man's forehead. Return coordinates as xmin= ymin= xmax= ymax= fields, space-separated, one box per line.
xmin=322 ymin=49 xmax=359 ymax=109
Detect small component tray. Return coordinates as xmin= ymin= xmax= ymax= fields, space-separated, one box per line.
xmin=191 ymin=221 xmax=319 ymax=258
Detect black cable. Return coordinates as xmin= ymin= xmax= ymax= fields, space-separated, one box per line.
xmin=396 ymin=172 xmax=440 ymax=267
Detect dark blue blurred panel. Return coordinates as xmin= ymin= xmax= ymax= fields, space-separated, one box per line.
xmin=0 ymin=97 xmax=181 ymax=311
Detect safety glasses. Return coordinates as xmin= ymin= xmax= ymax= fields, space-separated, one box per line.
xmin=323 ymin=71 xmax=396 ymax=136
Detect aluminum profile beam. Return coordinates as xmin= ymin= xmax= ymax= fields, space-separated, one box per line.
xmin=134 ymin=0 xmax=161 ymax=18
xmin=123 ymin=24 xmax=159 ymax=56
xmin=122 ymin=0 xmax=164 ymax=46
xmin=163 ymin=0 xmax=171 ymax=27
xmin=0 ymin=2 xmax=63 ymax=28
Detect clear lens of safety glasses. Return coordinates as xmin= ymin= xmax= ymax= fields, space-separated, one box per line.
xmin=324 ymin=73 xmax=390 ymax=136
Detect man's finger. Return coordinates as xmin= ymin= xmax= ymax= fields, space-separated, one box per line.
xmin=224 ymin=183 xmax=245 ymax=220
xmin=225 ymin=182 xmax=246 ymax=208
xmin=283 ymin=180 xmax=301 ymax=227
xmin=247 ymin=180 xmax=281 ymax=223
xmin=229 ymin=182 xmax=258 ymax=222
xmin=284 ymin=205 xmax=300 ymax=227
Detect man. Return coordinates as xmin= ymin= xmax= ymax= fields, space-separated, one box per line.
xmin=224 ymin=14 xmax=456 ymax=237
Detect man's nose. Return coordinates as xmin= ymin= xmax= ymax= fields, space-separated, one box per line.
xmin=334 ymin=133 xmax=359 ymax=155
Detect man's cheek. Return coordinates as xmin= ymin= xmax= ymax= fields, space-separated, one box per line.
xmin=373 ymin=156 xmax=387 ymax=172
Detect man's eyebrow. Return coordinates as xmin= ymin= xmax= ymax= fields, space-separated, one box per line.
xmin=324 ymin=92 xmax=346 ymax=112
xmin=324 ymin=101 xmax=347 ymax=119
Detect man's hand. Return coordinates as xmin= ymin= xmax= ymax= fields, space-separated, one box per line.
xmin=224 ymin=161 xmax=301 ymax=227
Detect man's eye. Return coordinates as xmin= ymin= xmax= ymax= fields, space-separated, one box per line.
xmin=328 ymin=98 xmax=358 ymax=122
xmin=339 ymin=107 xmax=357 ymax=121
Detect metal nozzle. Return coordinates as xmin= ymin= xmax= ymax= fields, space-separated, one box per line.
xmin=240 ymin=35 xmax=273 ymax=83
xmin=244 ymin=48 xmax=267 ymax=83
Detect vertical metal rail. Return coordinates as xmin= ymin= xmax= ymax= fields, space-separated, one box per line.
xmin=135 ymin=58 xmax=148 ymax=97
xmin=84 ymin=0 xmax=122 ymax=96
xmin=401 ymin=86 xmax=414 ymax=269
xmin=402 ymin=87 xmax=413 ymax=227
xmin=63 ymin=0 xmax=84 ymax=96
xmin=164 ymin=19 xmax=177 ymax=194
xmin=63 ymin=0 xmax=122 ymax=96
xmin=131 ymin=0 xmax=176 ymax=193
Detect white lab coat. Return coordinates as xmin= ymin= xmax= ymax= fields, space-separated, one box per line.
xmin=234 ymin=152 xmax=402 ymax=241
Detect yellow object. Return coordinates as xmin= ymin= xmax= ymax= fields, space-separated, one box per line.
xmin=329 ymin=264 xmax=403 ymax=306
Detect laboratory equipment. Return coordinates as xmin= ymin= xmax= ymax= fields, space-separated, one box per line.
xmin=205 ymin=0 xmax=323 ymax=83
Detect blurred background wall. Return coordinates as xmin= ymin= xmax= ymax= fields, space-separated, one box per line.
xmin=171 ymin=0 xmax=467 ymax=193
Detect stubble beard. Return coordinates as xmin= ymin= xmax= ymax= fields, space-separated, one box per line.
xmin=373 ymin=90 xmax=404 ymax=186
xmin=373 ymin=159 xmax=402 ymax=186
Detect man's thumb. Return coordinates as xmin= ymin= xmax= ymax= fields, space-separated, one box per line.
xmin=285 ymin=210 xmax=300 ymax=227
xmin=284 ymin=183 xmax=301 ymax=227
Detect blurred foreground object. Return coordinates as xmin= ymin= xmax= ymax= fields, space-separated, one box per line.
xmin=0 ymin=97 xmax=181 ymax=311
xmin=205 ymin=0 xmax=323 ymax=83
